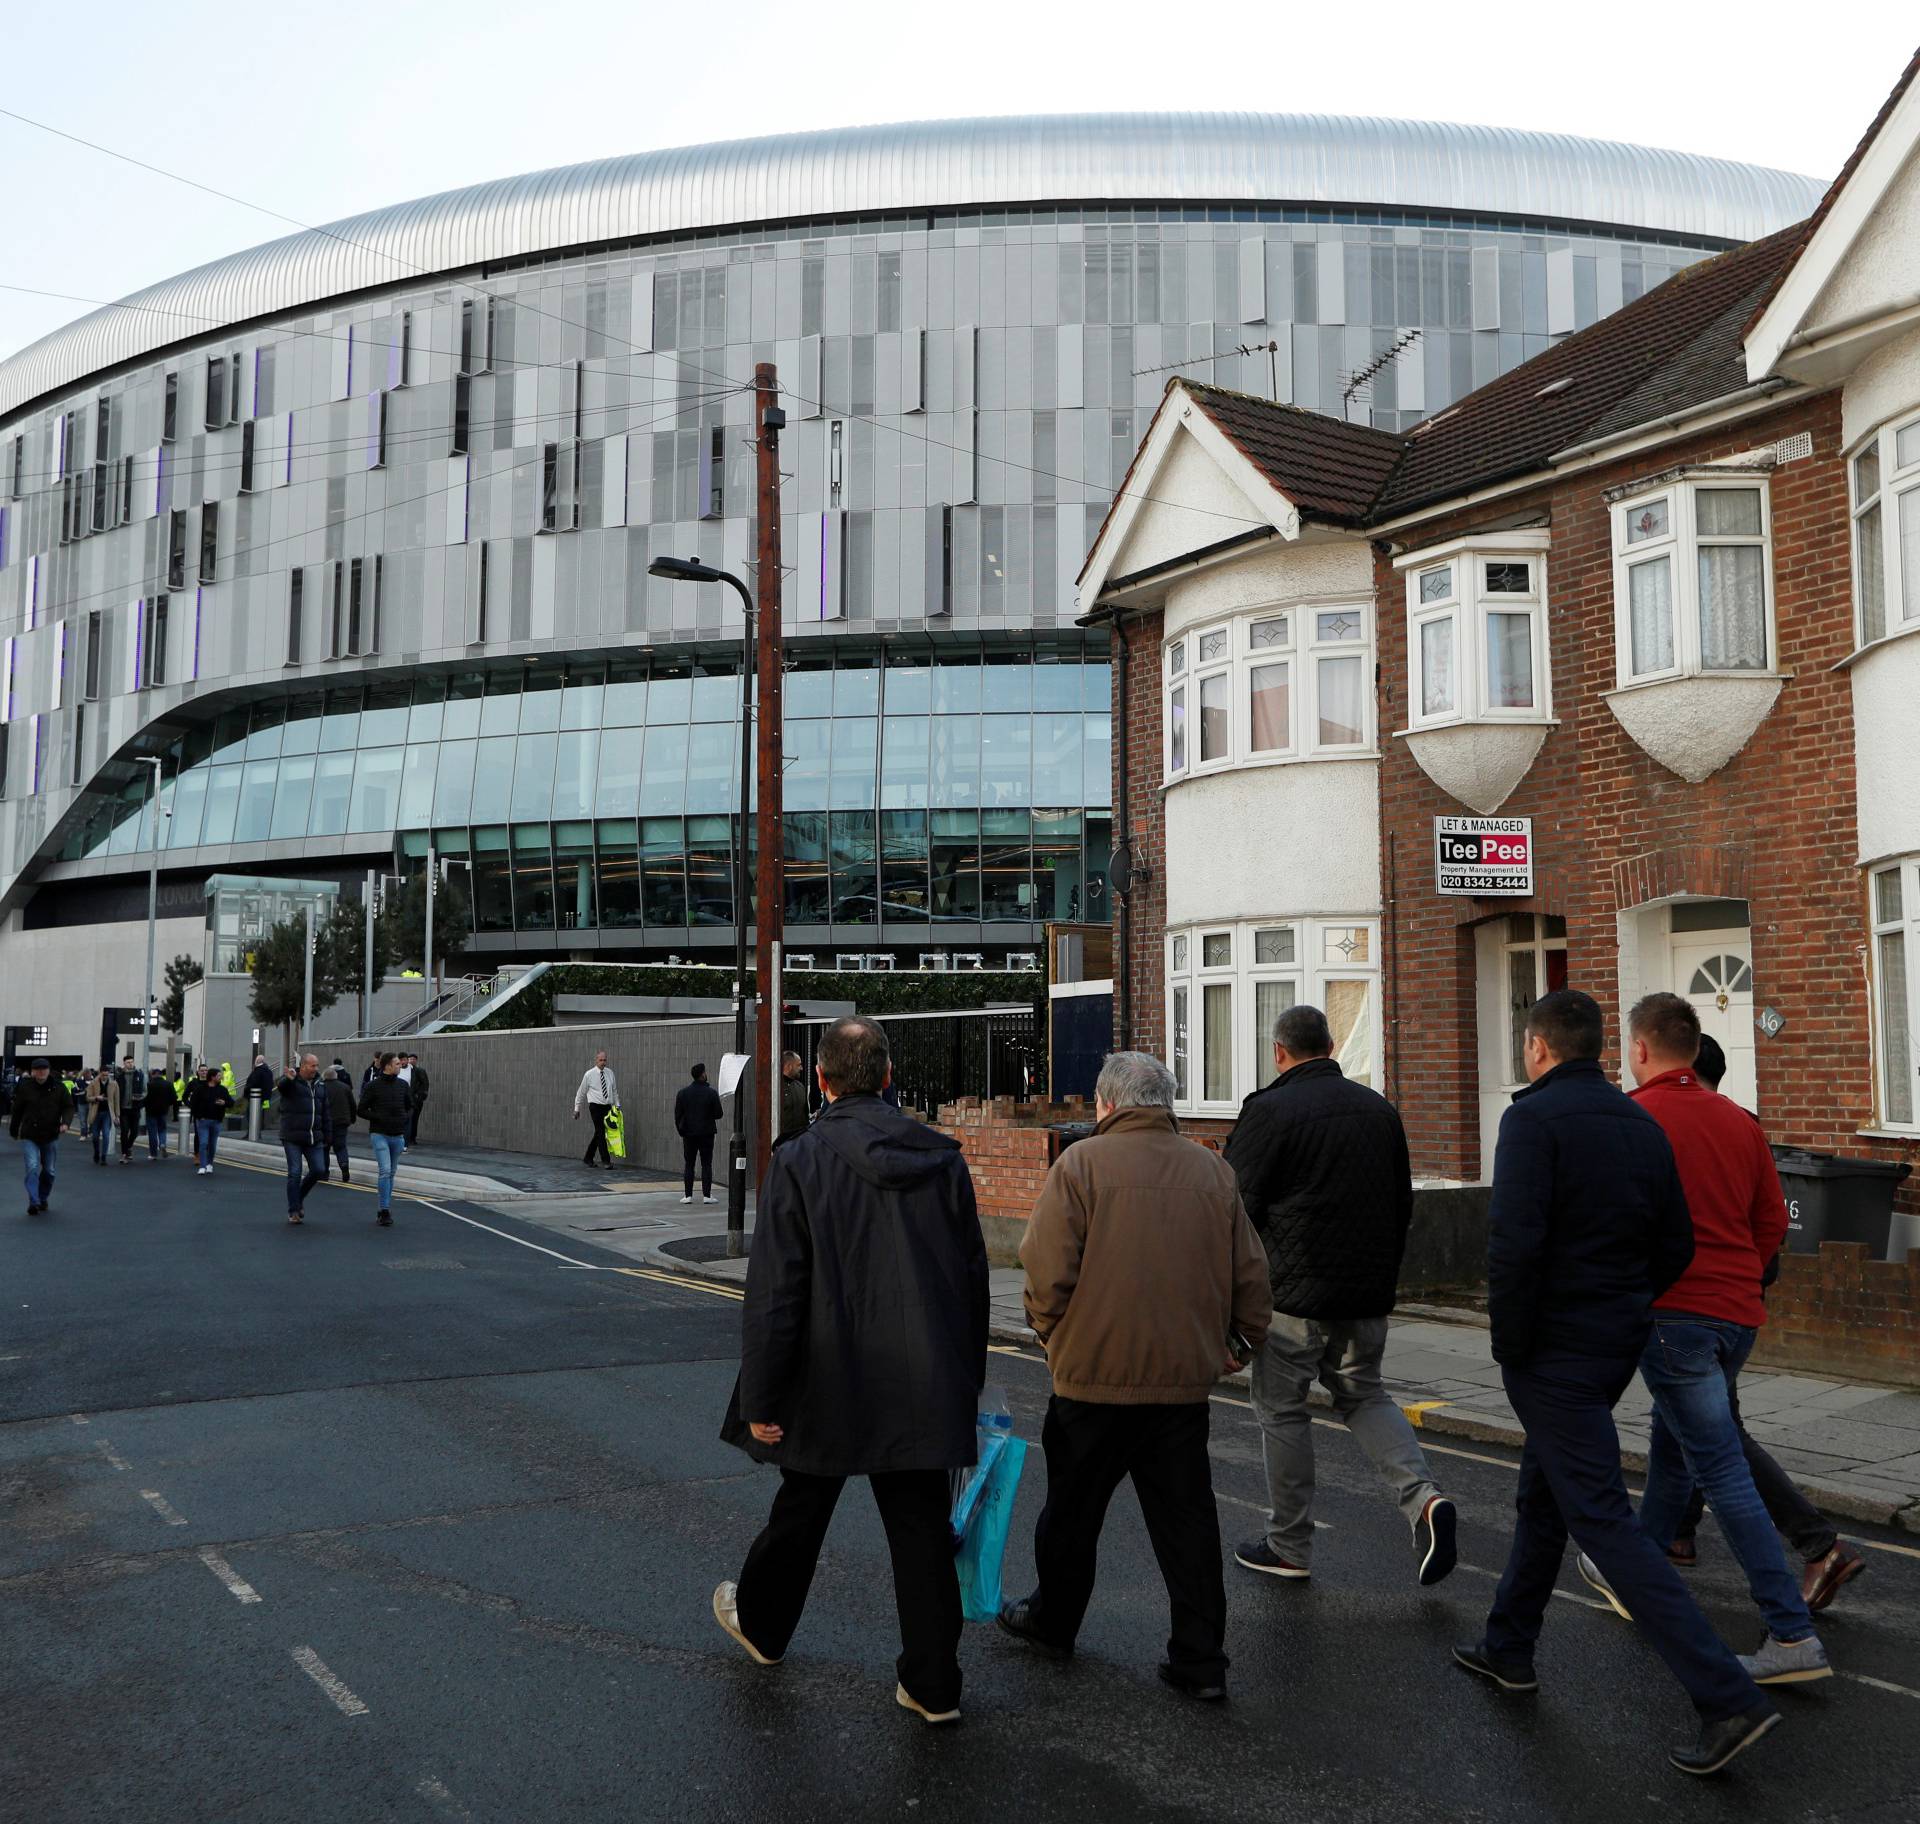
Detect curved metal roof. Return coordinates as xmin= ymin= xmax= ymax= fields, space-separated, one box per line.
xmin=1 ymin=112 xmax=1826 ymax=419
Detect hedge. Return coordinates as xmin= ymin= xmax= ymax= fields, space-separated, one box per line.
xmin=469 ymin=962 xmax=1045 ymax=1032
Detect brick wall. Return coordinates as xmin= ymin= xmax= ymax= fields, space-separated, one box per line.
xmin=1113 ymin=612 xmax=1167 ymax=1057
xmin=1376 ymin=393 xmax=1906 ymax=1199
xmin=932 ymin=1094 xmax=1094 ymax=1258
xmin=1752 ymin=1245 xmax=1920 ymax=1385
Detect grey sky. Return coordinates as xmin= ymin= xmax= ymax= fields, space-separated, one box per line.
xmin=2 ymin=1 xmax=1915 ymax=364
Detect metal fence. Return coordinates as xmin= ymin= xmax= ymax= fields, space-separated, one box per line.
xmin=789 ymin=1006 xmax=1046 ymax=1118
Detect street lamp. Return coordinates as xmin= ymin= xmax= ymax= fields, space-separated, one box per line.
xmin=648 ymin=553 xmax=753 ymax=1258
xmin=138 ymin=755 xmax=165 ymax=1082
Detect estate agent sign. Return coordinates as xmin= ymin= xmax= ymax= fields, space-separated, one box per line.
xmin=1435 ymin=815 xmax=1534 ymax=897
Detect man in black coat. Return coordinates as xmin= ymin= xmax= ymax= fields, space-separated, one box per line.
xmin=714 ymin=1015 xmax=988 ymax=1725
xmin=1454 ymin=989 xmax=1776 ymax=1778
xmin=10 ymin=1058 xmax=74 ymax=1215
xmin=1223 ymin=1004 xmax=1454 ymax=1587
xmin=672 ymin=1062 xmax=723 ymax=1203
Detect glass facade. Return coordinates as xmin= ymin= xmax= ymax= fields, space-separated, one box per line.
xmin=61 ymin=644 xmax=1112 ymax=945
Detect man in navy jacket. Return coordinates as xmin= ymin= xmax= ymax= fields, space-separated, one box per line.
xmin=275 ymin=1053 xmax=334 ymax=1226
xmin=1454 ymin=989 xmax=1777 ymax=1778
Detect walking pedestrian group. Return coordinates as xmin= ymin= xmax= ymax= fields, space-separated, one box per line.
xmin=713 ymin=989 xmax=1856 ymax=1778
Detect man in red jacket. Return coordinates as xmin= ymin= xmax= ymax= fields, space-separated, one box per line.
xmin=1579 ymin=993 xmax=1831 ymax=1689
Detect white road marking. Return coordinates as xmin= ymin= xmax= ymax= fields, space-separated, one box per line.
xmin=140 ymin=1489 xmax=188 ymax=1527
xmin=1212 ymin=1488 xmax=1331 ymax=1529
xmin=198 ymin=1548 xmax=262 ymax=1604
xmin=416 ymin=1775 xmax=473 ymax=1820
xmin=68 ymin=1412 xmax=90 ymax=1426
xmin=94 ymin=1439 xmax=131 ymax=1471
xmin=1841 ymin=1671 xmax=1920 ymax=1702
xmin=410 ymin=1198 xmax=607 ymax=1269
xmin=291 ymin=1646 xmax=370 ymax=1716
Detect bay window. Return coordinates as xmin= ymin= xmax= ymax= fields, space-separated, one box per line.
xmin=1165 ymin=915 xmax=1380 ymax=1111
xmin=1871 ymin=860 xmax=1917 ymax=1130
xmin=1849 ymin=411 xmax=1920 ymax=648
xmin=1610 ymin=477 xmax=1774 ymax=685
xmin=1163 ymin=603 xmax=1371 ymax=780
xmin=1402 ymin=537 xmax=1550 ymax=727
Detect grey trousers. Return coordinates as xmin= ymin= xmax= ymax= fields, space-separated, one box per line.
xmin=1249 ymin=1313 xmax=1439 ymax=1569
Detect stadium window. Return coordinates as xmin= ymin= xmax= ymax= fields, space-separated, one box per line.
xmin=474 ymin=542 xmax=490 ymax=644
xmin=144 ymin=595 xmax=169 ymax=689
xmin=369 ymin=391 xmax=388 ymax=469
xmin=459 ymin=299 xmax=475 ymax=374
xmin=119 ymin=454 xmax=134 ymax=525
xmin=228 ymin=352 xmax=242 ymax=424
xmin=369 ymin=556 xmax=383 ymax=655
xmin=239 ymin=418 xmax=257 ymax=493
xmin=286 ymin=569 xmax=304 ymax=667
xmin=396 ymin=310 xmax=413 ymax=388
xmin=329 ymin=563 xmax=345 ymax=659
xmin=167 ymin=510 xmax=188 ymax=589
xmin=199 ymin=502 xmax=219 ymax=584
xmin=452 ymin=373 xmax=471 ymax=456
xmin=162 ymin=374 xmax=178 ymax=444
xmin=347 ymin=557 xmax=364 ymax=656
xmin=205 ymin=355 xmax=227 ymax=431
xmin=83 ymin=610 xmax=103 ymax=700
xmin=541 ymin=443 xmax=559 ymax=531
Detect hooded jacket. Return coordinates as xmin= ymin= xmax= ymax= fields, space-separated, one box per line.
xmin=324 ymin=1075 xmax=357 ymax=1134
xmin=674 ymin=1075 xmax=723 ymax=1140
xmin=1022 ymin=1106 xmax=1273 ymax=1404
xmin=725 ymin=1092 xmax=989 ymax=1478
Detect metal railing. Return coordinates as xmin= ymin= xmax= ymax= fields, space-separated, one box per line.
xmin=787 ymin=1005 xmax=1045 ymax=1118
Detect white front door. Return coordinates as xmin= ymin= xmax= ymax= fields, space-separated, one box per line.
xmin=1671 ymin=936 xmax=1757 ymax=1110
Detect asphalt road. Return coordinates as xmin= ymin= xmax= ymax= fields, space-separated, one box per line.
xmin=4 ymin=1139 xmax=1919 ymax=1824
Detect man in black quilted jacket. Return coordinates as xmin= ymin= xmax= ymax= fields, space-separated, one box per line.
xmin=1223 ymin=1003 xmax=1455 ymax=1587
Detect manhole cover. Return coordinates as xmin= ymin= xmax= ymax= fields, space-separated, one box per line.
xmin=570 ymin=1219 xmax=673 ymax=1233
xmin=381 ymin=1258 xmax=469 ymax=1271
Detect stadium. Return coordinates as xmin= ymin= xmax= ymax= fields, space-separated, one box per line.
xmin=0 ymin=113 xmax=1823 ymax=1062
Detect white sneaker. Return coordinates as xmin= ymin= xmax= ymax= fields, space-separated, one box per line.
xmin=198 ymin=1165 xmax=211 ymax=1176
xmin=703 ymin=1193 xmax=718 ymax=1204
xmin=678 ymin=1194 xmax=694 ymax=1204
xmin=1577 ymin=1553 xmax=1632 ymax=1621
xmin=712 ymin=1581 xmax=781 ymax=1666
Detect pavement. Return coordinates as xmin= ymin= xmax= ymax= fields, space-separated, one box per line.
xmin=5 ymin=1136 xmax=1920 ymax=1821
xmin=207 ymin=1135 xmax=674 ymax=1199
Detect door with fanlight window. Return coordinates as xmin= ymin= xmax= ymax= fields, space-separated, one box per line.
xmin=1670 ymin=937 xmax=1756 ymax=1110
xmin=1476 ymin=915 xmax=1568 ymax=1180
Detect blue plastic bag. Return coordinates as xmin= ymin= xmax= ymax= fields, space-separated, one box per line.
xmin=953 ymin=1420 xmax=1027 ymax=1623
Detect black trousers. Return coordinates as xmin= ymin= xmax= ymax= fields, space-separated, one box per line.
xmin=582 ymin=1102 xmax=611 ymax=1164
xmin=331 ymin=1134 xmax=352 ymax=1181
xmin=118 ymin=1113 xmax=140 ymax=1159
xmin=1026 ymin=1396 xmax=1227 ymax=1684
xmin=735 ymin=1466 xmax=962 ymax=1710
xmin=682 ymin=1134 xmax=715 ymax=1196
xmin=1484 ymin=1353 xmax=1759 ymax=1722
xmin=408 ymin=1098 xmax=424 ymax=1145
xmin=1675 ymin=1373 xmax=1836 ymax=1560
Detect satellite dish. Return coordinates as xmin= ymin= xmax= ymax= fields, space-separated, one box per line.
xmin=1109 ymin=842 xmax=1146 ymax=898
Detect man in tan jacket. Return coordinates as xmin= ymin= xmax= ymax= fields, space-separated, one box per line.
xmin=997 ymin=1051 xmax=1272 ymax=1701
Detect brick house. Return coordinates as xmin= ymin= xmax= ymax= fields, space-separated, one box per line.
xmin=1078 ymin=48 xmax=1920 ymax=1332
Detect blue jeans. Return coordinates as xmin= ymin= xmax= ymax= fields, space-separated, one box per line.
xmin=21 ymin=1136 xmax=56 ymax=1207
xmin=90 ymin=1105 xmax=113 ymax=1162
xmin=195 ymin=1119 xmax=221 ymax=1167
xmin=1636 ymin=1313 xmax=1815 ymax=1643
xmin=283 ymin=1141 xmax=328 ymax=1214
xmin=1485 ymin=1351 xmax=1761 ymax=1722
xmin=146 ymin=1112 xmax=169 ymax=1157
xmin=371 ymin=1131 xmax=406 ymax=1208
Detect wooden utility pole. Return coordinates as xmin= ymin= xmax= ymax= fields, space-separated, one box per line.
xmin=752 ymin=364 xmax=786 ymax=1183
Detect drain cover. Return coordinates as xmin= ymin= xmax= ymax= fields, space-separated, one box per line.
xmin=381 ymin=1258 xmax=469 ymax=1271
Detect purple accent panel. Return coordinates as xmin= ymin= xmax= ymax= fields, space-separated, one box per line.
xmin=191 ymin=587 xmax=203 ymax=681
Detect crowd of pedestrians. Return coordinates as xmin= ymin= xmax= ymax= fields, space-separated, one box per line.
xmin=713 ymin=994 xmax=1856 ymax=1779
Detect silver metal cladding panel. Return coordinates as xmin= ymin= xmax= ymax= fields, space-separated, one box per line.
xmin=0 ymin=112 xmax=1824 ymax=417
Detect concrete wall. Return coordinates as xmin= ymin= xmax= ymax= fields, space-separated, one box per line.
xmin=0 ymin=908 xmax=202 ymax=1064
xmin=385 ymin=1017 xmax=758 ymax=1180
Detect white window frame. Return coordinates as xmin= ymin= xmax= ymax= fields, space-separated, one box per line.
xmin=1398 ymin=533 xmax=1552 ymax=730
xmin=1165 ymin=915 xmax=1382 ymax=1114
xmin=1609 ymin=475 xmax=1776 ymax=687
xmin=1869 ymin=859 xmax=1918 ymax=1132
xmin=1161 ymin=599 xmax=1373 ymax=783
xmin=1847 ymin=408 xmax=1920 ymax=651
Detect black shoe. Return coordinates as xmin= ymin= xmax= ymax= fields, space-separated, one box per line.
xmin=1670 ymin=1705 xmax=1780 ymax=1777
xmin=377 ymin=1210 xmax=393 ymax=1227
xmin=1415 ymin=1495 xmax=1458 ymax=1586
xmin=996 ymin=1599 xmax=1072 ymax=1661
xmin=1452 ymin=1642 xmax=1539 ymax=1693
xmin=1234 ymin=1537 xmax=1310 ymax=1579
xmin=1157 ymin=1663 xmax=1227 ymax=1702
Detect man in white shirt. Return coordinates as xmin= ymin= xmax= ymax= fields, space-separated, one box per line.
xmin=574 ymin=1050 xmax=620 ymax=1167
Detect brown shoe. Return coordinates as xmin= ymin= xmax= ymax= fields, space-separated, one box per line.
xmin=1802 ymin=1542 xmax=1865 ymax=1612
xmin=1667 ymin=1538 xmax=1698 ymax=1569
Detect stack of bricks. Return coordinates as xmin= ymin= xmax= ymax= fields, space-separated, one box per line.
xmin=1751 ymin=1245 xmax=1920 ymax=1386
